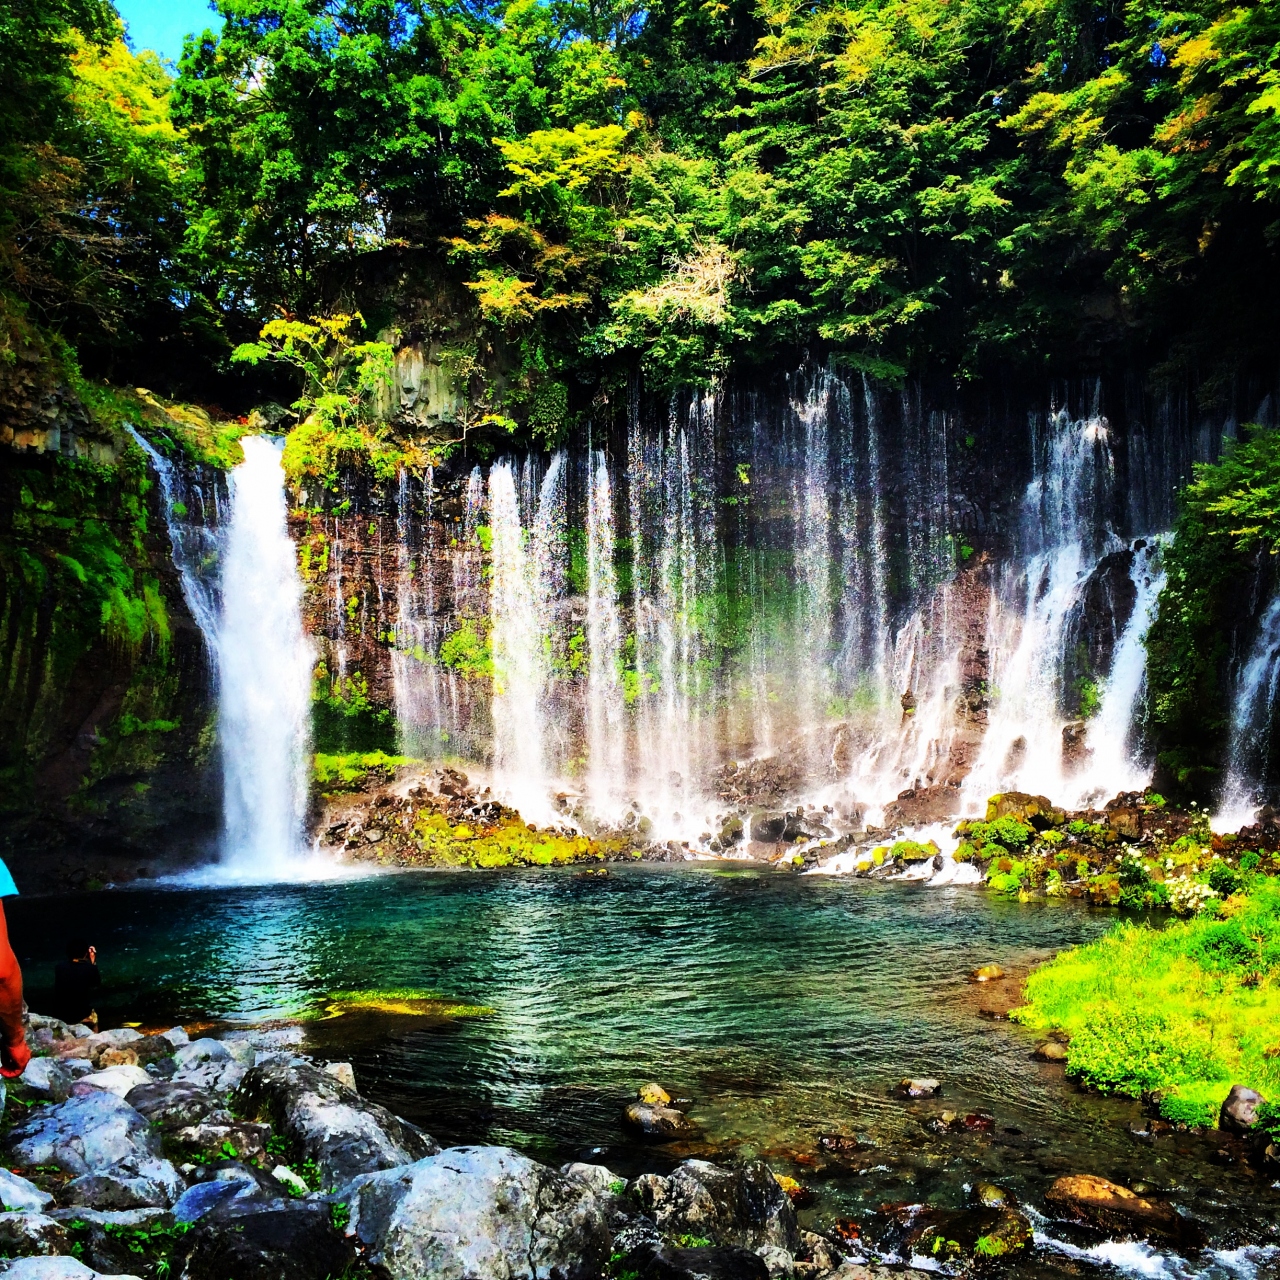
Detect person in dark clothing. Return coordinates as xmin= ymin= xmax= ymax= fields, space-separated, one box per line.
xmin=54 ymin=938 xmax=100 ymax=1029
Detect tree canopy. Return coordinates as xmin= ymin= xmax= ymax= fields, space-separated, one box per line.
xmin=6 ymin=0 xmax=1280 ymax=410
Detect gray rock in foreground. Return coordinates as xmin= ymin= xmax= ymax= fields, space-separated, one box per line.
xmin=235 ymin=1059 xmax=437 ymax=1187
xmin=632 ymin=1158 xmax=799 ymax=1256
xmin=0 ymin=1258 xmax=141 ymax=1279
xmin=346 ymin=1145 xmax=610 ymax=1280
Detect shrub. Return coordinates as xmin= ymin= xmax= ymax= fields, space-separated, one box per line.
xmin=1065 ymin=1009 xmax=1224 ymax=1096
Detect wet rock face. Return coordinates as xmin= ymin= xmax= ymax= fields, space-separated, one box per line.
xmin=346 ymin=1145 xmax=611 ymax=1280
xmin=234 ymin=1059 xmax=439 ymax=1187
xmin=639 ymin=1243 xmax=771 ymax=1279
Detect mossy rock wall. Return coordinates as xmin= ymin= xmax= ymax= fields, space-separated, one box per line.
xmin=0 ymin=427 xmax=219 ymax=887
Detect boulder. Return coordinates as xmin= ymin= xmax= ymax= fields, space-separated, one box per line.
xmin=985 ymin=793 xmax=1065 ymax=828
xmin=7 ymin=1092 xmax=157 ymax=1174
xmin=0 ymin=1211 xmax=67 ymax=1257
xmin=170 ymin=1121 xmax=272 ymax=1163
xmin=61 ymin=1171 xmax=174 ymax=1211
xmin=0 ymin=1258 xmax=140 ymax=1280
xmin=70 ymin=1066 xmax=152 ymax=1099
xmin=0 ymin=1171 xmax=53 ymax=1214
xmin=1045 ymin=1174 xmax=1205 ymax=1246
xmin=624 ymin=1102 xmax=697 ymax=1141
xmin=1219 ymin=1084 xmax=1265 ymax=1134
xmin=124 ymin=1081 xmax=231 ymax=1133
xmin=160 ymin=1027 xmax=189 ymax=1047
xmin=18 ymin=1059 xmax=91 ymax=1103
xmin=173 ymin=1039 xmax=246 ymax=1093
xmin=126 ymin=1036 xmax=178 ymax=1067
xmin=637 ymin=1082 xmax=671 ymax=1105
xmin=346 ymin=1145 xmax=610 ymax=1280
xmin=5 ymin=1092 xmax=182 ymax=1205
xmin=749 ymin=813 xmax=787 ymax=843
xmin=641 ymin=1245 xmax=770 ymax=1279
xmin=631 ymin=1159 xmax=798 ymax=1255
xmin=1034 ymin=1040 xmax=1069 ymax=1062
xmin=181 ymin=1199 xmax=354 ymax=1280
xmin=172 ymin=1162 xmax=289 ymax=1225
xmin=235 ymin=1060 xmax=437 ymax=1187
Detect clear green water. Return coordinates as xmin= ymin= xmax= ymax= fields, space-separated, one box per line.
xmin=11 ymin=866 xmax=1279 ymax=1276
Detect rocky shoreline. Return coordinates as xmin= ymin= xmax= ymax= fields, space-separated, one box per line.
xmin=0 ymin=1005 xmax=1272 ymax=1279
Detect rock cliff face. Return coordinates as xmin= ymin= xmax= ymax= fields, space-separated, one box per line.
xmin=0 ymin=369 xmax=220 ymax=890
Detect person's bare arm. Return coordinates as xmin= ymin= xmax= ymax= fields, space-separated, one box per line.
xmin=0 ymin=900 xmax=30 ymax=1078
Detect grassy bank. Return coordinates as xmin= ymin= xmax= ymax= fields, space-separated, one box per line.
xmin=1014 ymin=879 xmax=1280 ymax=1127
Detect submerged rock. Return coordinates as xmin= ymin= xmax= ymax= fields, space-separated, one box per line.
xmin=234 ymin=1059 xmax=438 ymax=1187
xmin=345 ymin=1145 xmax=610 ymax=1280
xmin=968 ymin=964 xmax=1004 ymax=983
xmin=1044 ymin=1174 xmax=1205 ymax=1246
xmin=904 ymin=1205 xmax=1033 ymax=1263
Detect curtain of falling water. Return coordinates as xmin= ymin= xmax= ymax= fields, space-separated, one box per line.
xmin=586 ymin=450 xmax=625 ymax=812
xmin=218 ymin=437 xmax=314 ymax=876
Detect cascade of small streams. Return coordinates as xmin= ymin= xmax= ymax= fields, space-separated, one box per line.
xmin=134 ymin=431 xmax=315 ymax=877
xmin=381 ymin=374 xmax=1204 ymax=844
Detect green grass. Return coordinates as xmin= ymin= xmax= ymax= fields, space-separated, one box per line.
xmin=1014 ymin=879 xmax=1280 ymax=1125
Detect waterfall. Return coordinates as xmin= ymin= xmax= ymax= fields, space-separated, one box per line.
xmin=217 ymin=437 xmax=315 ymax=877
xmin=1217 ymin=595 xmax=1280 ymax=826
xmin=487 ymin=457 xmax=566 ymax=819
xmin=961 ymin=406 xmax=1125 ymax=809
xmin=131 ymin=430 xmax=317 ymax=879
xmin=126 ymin=428 xmax=221 ymax=642
xmin=585 ymin=449 xmax=625 ymax=812
xmin=1066 ymin=544 xmax=1165 ymax=807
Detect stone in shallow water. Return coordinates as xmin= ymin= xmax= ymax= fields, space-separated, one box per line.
xmin=637 ymin=1082 xmax=671 ymax=1105
xmin=1044 ymin=1173 xmax=1206 ymax=1246
xmin=969 ymin=964 xmax=1005 ymax=983
xmin=624 ymin=1102 xmax=697 ymax=1140
xmin=1034 ymin=1038 xmax=1069 ymax=1061
xmin=896 ymin=1078 xmax=941 ymax=1098
xmin=346 ymin=1145 xmax=610 ymax=1280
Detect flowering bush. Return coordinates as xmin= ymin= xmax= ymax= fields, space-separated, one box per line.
xmin=1166 ymin=877 xmax=1218 ymax=917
